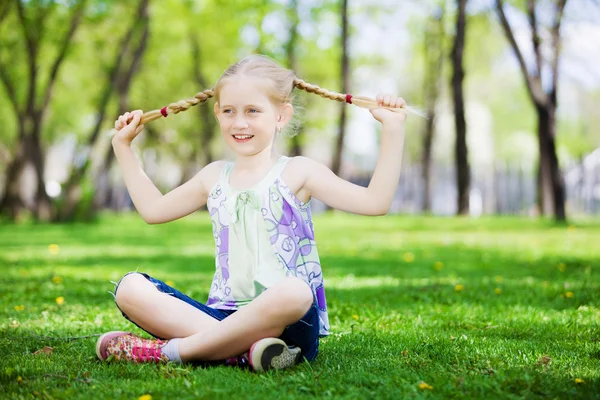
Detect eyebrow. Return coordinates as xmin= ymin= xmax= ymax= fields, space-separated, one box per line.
xmin=219 ymin=104 xmax=264 ymax=109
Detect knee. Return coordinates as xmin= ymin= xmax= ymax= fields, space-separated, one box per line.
xmin=271 ymin=277 xmax=313 ymax=320
xmin=114 ymin=273 xmax=149 ymax=309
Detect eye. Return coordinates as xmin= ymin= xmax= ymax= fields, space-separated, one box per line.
xmin=248 ymin=109 xmax=259 ymax=113
xmin=223 ymin=109 xmax=233 ymax=114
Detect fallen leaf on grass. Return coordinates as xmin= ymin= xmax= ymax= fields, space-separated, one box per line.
xmin=33 ymin=346 xmax=54 ymax=355
xmin=537 ymin=355 xmax=552 ymax=368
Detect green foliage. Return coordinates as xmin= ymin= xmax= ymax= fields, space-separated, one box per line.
xmin=1 ymin=214 xmax=599 ymax=398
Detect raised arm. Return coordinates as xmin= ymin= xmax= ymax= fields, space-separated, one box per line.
xmin=302 ymin=94 xmax=406 ymax=216
xmin=111 ymin=110 xmax=221 ymax=224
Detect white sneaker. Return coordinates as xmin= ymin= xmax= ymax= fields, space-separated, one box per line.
xmin=249 ymin=338 xmax=302 ymax=372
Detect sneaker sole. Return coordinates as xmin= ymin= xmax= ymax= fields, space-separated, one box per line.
xmin=249 ymin=338 xmax=301 ymax=372
xmin=96 ymin=331 xmax=130 ymax=360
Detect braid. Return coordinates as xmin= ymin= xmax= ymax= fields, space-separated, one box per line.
xmin=293 ymin=77 xmax=426 ymax=117
xmin=139 ymin=89 xmax=215 ymax=125
xmin=293 ymin=78 xmax=347 ymax=103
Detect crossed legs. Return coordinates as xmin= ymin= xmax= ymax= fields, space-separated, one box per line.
xmin=114 ymin=273 xmax=313 ymax=363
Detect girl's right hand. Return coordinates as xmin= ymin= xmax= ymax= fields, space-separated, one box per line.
xmin=112 ymin=110 xmax=145 ymax=145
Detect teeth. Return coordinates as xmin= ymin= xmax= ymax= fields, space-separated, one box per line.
xmin=234 ymin=135 xmax=253 ymax=139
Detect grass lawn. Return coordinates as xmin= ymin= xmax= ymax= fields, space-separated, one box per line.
xmin=1 ymin=213 xmax=599 ymax=399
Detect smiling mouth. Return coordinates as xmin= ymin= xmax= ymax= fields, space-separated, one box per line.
xmin=232 ymin=134 xmax=254 ymax=140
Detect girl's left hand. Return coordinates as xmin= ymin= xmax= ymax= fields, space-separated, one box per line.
xmin=369 ymin=93 xmax=407 ymax=125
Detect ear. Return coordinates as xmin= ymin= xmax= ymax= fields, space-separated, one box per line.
xmin=213 ymin=102 xmax=220 ymax=119
xmin=278 ymin=103 xmax=294 ymax=126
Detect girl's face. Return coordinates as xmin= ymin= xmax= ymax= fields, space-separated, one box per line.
xmin=214 ymin=76 xmax=291 ymax=157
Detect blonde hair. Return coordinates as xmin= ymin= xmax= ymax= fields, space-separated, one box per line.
xmin=139 ymin=54 xmax=415 ymax=128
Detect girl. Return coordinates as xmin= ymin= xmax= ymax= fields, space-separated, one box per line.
xmin=96 ymin=54 xmax=407 ymax=372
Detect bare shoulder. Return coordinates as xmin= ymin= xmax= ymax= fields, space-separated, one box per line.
xmin=284 ymin=156 xmax=318 ymax=182
xmin=196 ymin=160 xmax=228 ymax=194
xmin=283 ymin=156 xmax=327 ymax=203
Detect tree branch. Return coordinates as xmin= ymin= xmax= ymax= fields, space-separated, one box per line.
xmin=86 ymin=0 xmax=146 ymax=148
xmin=116 ymin=0 xmax=149 ymax=103
xmin=39 ymin=0 xmax=87 ymax=114
xmin=495 ymin=0 xmax=546 ymax=105
xmin=0 ymin=0 xmax=11 ymax=25
xmin=550 ymin=0 xmax=568 ymax=105
xmin=16 ymin=0 xmax=38 ymax=116
xmin=0 ymin=64 xmax=22 ymax=117
xmin=527 ymin=0 xmax=542 ymax=77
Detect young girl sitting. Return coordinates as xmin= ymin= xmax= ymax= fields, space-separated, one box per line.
xmin=96 ymin=54 xmax=407 ymax=372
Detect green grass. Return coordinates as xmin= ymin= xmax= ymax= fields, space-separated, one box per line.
xmin=1 ymin=213 xmax=599 ymax=399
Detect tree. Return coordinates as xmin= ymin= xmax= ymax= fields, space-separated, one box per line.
xmin=421 ymin=4 xmax=446 ymax=213
xmin=495 ymin=0 xmax=568 ymax=221
xmin=451 ymin=0 xmax=470 ymax=215
xmin=57 ymin=0 xmax=150 ymax=221
xmin=285 ymin=0 xmax=304 ymax=157
xmin=0 ymin=0 xmax=86 ymax=221
xmin=331 ymin=0 xmax=349 ymax=177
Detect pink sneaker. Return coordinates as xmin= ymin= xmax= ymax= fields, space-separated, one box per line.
xmin=249 ymin=338 xmax=302 ymax=372
xmin=96 ymin=331 xmax=169 ymax=363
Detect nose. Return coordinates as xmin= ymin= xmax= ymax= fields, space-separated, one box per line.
xmin=232 ymin=114 xmax=249 ymax=129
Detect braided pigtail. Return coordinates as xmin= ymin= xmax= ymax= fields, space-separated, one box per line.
xmin=139 ymin=89 xmax=215 ymax=125
xmin=293 ymin=78 xmax=427 ymax=118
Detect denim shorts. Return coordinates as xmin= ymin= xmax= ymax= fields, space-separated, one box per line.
xmin=112 ymin=271 xmax=320 ymax=362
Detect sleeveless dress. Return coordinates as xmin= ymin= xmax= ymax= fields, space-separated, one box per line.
xmin=205 ymin=156 xmax=330 ymax=336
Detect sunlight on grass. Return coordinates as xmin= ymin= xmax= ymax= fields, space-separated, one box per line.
xmin=1 ymin=214 xmax=599 ymax=398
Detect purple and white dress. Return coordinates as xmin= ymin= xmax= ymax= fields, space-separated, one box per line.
xmin=206 ymin=156 xmax=330 ymax=337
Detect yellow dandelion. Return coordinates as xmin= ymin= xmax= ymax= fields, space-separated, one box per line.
xmin=56 ymin=296 xmax=65 ymax=305
xmin=17 ymin=376 xmax=23 ymax=383
xmin=52 ymin=276 xmax=63 ymax=284
xmin=352 ymin=314 xmax=359 ymax=320
xmin=165 ymin=280 xmax=175 ymax=287
xmin=558 ymin=263 xmax=566 ymax=272
xmin=455 ymin=284 xmax=464 ymax=292
xmin=403 ymin=252 xmax=415 ymax=263
xmin=494 ymin=275 xmax=503 ymax=283
xmin=138 ymin=395 xmax=152 ymax=400
xmin=494 ymin=288 xmax=502 ymax=295
xmin=48 ymin=244 xmax=60 ymax=255
xmin=565 ymin=291 xmax=574 ymax=298
xmin=575 ymin=378 xmax=584 ymax=384
xmin=418 ymin=382 xmax=433 ymax=390
xmin=434 ymin=261 xmax=444 ymax=271
xmin=14 ymin=305 xmax=25 ymax=311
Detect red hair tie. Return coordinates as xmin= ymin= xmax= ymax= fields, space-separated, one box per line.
xmin=160 ymin=106 xmax=168 ymax=118
xmin=345 ymin=94 xmax=353 ymax=104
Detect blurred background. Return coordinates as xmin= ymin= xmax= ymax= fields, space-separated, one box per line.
xmin=0 ymin=0 xmax=598 ymax=223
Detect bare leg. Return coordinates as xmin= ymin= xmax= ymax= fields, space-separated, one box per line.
xmin=115 ymin=273 xmax=219 ymax=339
xmin=178 ymin=277 xmax=313 ymax=363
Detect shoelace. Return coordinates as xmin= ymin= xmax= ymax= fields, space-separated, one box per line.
xmin=133 ymin=339 xmax=165 ymax=363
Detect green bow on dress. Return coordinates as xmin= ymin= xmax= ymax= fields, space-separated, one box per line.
xmin=225 ymin=190 xmax=262 ymax=223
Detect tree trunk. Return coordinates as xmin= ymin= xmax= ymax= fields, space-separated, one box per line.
xmin=420 ymin=4 xmax=445 ymax=213
xmin=451 ymin=0 xmax=470 ymax=215
xmin=94 ymin=0 xmax=149 ymax=215
xmin=331 ymin=0 xmax=349 ymax=176
xmin=536 ymin=102 xmax=566 ymax=220
xmin=495 ymin=0 xmax=567 ymax=221
xmin=286 ymin=0 xmax=303 ymax=157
